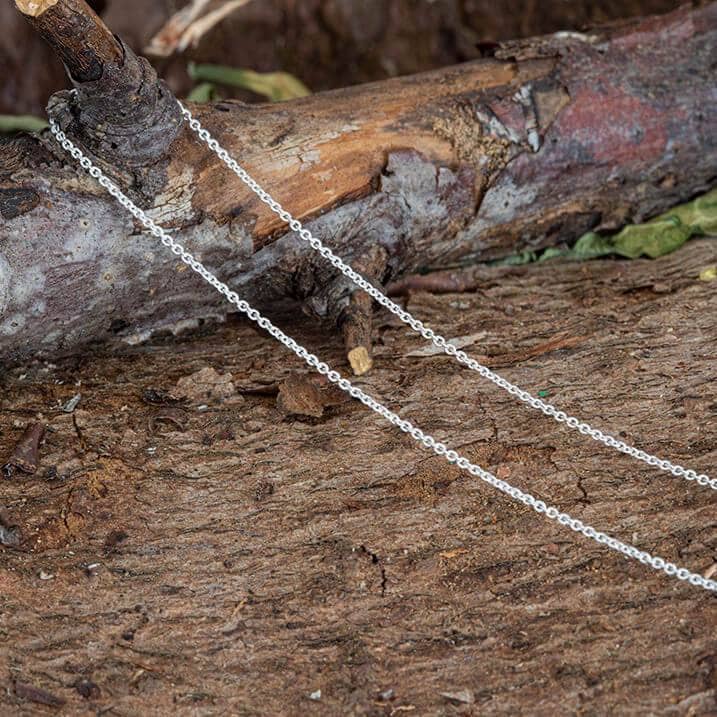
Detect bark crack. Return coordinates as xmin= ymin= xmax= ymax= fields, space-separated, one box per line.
xmin=358 ymin=544 xmax=387 ymax=596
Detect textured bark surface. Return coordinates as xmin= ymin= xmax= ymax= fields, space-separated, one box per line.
xmin=1 ymin=3 xmax=716 ymax=368
xmin=1 ymin=240 xmax=715 ymax=715
xmin=17 ymin=0 xmax=122 ymax=82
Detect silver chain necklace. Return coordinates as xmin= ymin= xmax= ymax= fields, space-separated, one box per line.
xmin=47 ymin=101 xmax=716 ymax=594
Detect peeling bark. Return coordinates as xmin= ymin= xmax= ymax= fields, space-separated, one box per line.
xmin=0 ymin=3 xmax=716 ymax=367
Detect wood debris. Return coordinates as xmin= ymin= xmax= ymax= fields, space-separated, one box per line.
xmin=2 ymin=422 xmax=45 ymax=476
xmin=175 ymin=366 xmax=236 ymax=403
xmin=13 ymin=681 xmax=65 ymax=707
xmin=145 ymin=0 xmax=253 ymax=56
xmin=276 ymin=373 xmax=327 ymax=418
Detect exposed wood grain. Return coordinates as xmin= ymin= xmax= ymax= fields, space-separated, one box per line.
xmin=14 ymin=0 xmax=59 ymax=18
xmin=0 ymin=0 xmax=684 ymax=118
xmin=1 ymin=240 xmax=715 ymax=714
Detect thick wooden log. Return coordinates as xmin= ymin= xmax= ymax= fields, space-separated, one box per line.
xmin=0 ymin=2 xmax=715 ymax=367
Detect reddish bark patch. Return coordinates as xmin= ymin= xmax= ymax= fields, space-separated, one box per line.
xmin=554 ymin=84 xmax=670 ymax=165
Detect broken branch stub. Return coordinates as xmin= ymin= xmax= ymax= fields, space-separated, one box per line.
xmin=15 ymin=1 xmax=59 ymax=18
xmin=15 ymin=0 xmax=121 ymax=82
xmin=16 ymin=0 xmax=182 ymax=177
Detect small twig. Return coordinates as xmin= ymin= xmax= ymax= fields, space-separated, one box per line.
xmin=387 ymin=270 xmax=481 ymax=296
xmin=338 ymin=246 xmax=387 ymax=376
xmin=15 ymin=0 xmax=123 ymax=83
xmin=341 ymin=290 xmax=374 ymax=376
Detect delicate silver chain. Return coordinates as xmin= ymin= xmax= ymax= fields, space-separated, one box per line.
xmin=47 ymin=120 xmax=717 ymax=594
xmin=177 ymin=102 xmax=717 ymax=495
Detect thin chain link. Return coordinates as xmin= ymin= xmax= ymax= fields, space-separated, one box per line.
xmin=177 ymin=102 xmax=716 ymax=494
xmin=48 ymin=119 xmax=717 ymax=594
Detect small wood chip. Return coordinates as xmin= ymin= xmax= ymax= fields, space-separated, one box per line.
xmin=277 ymin=374 xmax=326 ymax=418
xmin=347 ymin=345 xmax=373 ymax=376
xmin=14 ymin=681 xmax=66 ymax=707
xmin=439 ymin=689 xmax=474 ymax=705
xmin=75 ymin=678 xmax=101 ymax=699
xmin=3 ymin=422 xmax=45 ymax=476
xmin=176 ymin=366 xmax=236 ymax=403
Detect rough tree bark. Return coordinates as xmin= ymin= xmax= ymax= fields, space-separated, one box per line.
xmin=1 ymin=1 xmax=716 ymax=372
xmin=1 ymin=240 xmax=715 ymax=714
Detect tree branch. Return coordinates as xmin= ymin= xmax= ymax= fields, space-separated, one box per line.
xmin=14 ymin=0 xmax=182 ymax=172
xmin=15 ymin=0 xmax=122 ymax=82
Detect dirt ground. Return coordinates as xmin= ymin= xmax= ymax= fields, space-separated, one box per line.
xmin=1 ymin=240 xmax=715 ymax=715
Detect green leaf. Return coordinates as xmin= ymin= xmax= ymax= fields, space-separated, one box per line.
xmin=606 ymin=187 xmax=717 ymax=259
xmin=0 ymin=114 xmax=48 ymax=134
xmin=188 ymin=62 xmax=311 ymax=102
xmin=491 ymin=250 xmax=538 ymax=266
xmin=537 ymin=246 xmax=567 ymax=262
xmin=548 ymin=188 xmax=717 ymax=264
xmin=610 ymin=216 xmax=693 ymax=259
xmin=570 ymin=232 xmax=615 ymax=259
xmin=489 ymin=188 xmax=717 ymax=267
xmin=186 ymin=82 xmax=221 ymax=103
xmin=653 ymin=187 xmax=717 ymax=236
